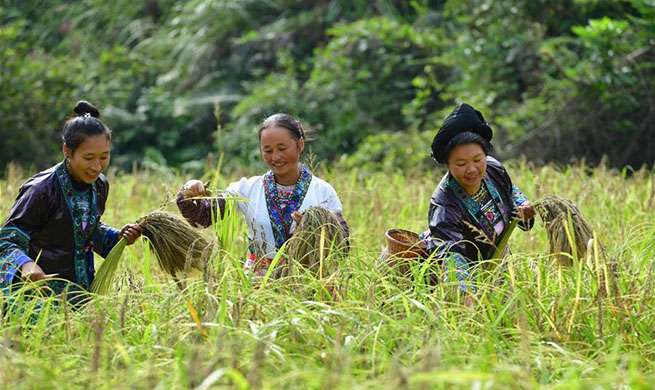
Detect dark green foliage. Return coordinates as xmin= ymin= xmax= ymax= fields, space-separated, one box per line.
xmin=339 ymin=130 xmax=436 ymax=176
xmin=0 ymin=19 xmax=76 ymax=169
xmin=1 ymin=0 xmax=654 ymax=171
xmin=305 ymin=17 xmax=448 ymax=157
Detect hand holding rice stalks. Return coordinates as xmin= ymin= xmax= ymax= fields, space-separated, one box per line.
xmin=137 ymin=211 xmax=216 ymax=278
xmin=283 ymin=206 xmax=348 ymax=278
xmin=92 ymin=211 xmax=216 ymax=294
xmin=535 ymin=195 xmax=594 ymax=264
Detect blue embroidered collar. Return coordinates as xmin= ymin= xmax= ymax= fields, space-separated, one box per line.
xmin=263 ymin=164 xmax=312 ymax=249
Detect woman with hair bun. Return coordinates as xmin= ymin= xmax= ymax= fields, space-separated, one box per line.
xmin=177 ymin=113 xmax=349 ymax=280
xmin=0 ymin=101 xmax=142 ymax=304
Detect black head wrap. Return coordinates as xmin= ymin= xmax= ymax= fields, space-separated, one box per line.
xmin=431 ymin=103 xmax=493 ymax=163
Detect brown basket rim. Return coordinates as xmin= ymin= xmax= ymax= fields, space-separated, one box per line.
xmin=385 ymin=228 xmax=421 ymax=246
xmin=384 ymin=228 xmax=427 ymax=259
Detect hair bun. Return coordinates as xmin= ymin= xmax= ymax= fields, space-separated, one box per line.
xmin=73 ymin=100 xmax=100 ymax=118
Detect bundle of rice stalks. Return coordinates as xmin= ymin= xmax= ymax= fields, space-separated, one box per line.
xmin=535 ymin=195 xmax=594 ymax=264
xmin=91 ymin=238 xmax=127 ymax=294
xmin=284 ymin=206 xmax=348 ymax=278
xmin=137 ymin=211 xmax=216 ymax=278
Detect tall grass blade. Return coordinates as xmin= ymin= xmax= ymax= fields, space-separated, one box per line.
xmin=91 ymin=238 xmax=128 ymax=294
xmin=492 ymin=219 xmax=518 ymax=259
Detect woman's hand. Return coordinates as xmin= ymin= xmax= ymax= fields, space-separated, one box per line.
xmin=291 ymin=211 xmax=303 ymax=225
xmin=20 ymin=261 xmax=48 ymax=282
xmin=517 ymin=202 xmax=536 ymax=222
xmin=120 ymin=223 xmax=144 ymax=245
xmin=181 ymin=180 xmax=209 ymax=199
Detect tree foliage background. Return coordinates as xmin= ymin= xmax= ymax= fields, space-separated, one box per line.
xmin=1 ymin=0 xmax=653 ymax=172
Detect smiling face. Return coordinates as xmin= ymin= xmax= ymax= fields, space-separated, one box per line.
xmin=446 ymin=142 xmax=487 ymax=195
xmin=259 ymin=125 xmax=304 ymax=185
xmin=63 ymin=135 xmax=111 ymax=184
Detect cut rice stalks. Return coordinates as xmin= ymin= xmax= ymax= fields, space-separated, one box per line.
xmin=283 ymin=206 xmax=348 ymax=278
xmin=91 ymin=211 xmax=216 ymax=294
xmin=535 ymin=195 xmax=594 ymax=265
xmin=137 ymin=211 xmax=216 ymax=278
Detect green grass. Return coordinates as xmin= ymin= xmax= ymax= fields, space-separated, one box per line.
xmin=1 ymin=161 xmax=654 ymax=389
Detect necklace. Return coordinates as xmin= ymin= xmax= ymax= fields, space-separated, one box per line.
xmin=470 ymin=185 xmax=487 ymax=203
xmin=276 ymin=182 xmax=295 ymax=197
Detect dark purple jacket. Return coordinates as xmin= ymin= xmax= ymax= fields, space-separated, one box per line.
xmin=427 ymin=157 xmax=533 ymax=264
xmin=0 ymin=162 xmax=118 ymax=289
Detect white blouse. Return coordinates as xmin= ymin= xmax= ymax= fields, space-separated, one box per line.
xmin=225 ymin=174 xmax=343 ymax=258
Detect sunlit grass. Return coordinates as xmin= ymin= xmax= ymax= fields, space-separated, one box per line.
xmin=1 ymin=161 xmax=654 ymax=389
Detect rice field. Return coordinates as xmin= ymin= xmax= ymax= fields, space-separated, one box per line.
xmin=1 ymin=160 xmax=654 ymax=389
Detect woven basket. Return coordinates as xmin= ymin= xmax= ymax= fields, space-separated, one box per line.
xmin=377 ymin=229 xmax=426 ymax=277
xmin=384 ymin=229 xmax=427 ymax=259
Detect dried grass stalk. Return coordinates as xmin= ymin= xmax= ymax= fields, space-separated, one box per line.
xmin=283 ymin=206 xmax=348 ymax=277
xmin=535 ymin=195 xmax=594 ymax=264
xmin=137 ymin=211 xmax=215 ymax=277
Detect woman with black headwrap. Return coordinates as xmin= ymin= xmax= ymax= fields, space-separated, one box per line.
xmin=422 ymin=103 xmax=535 ymax=294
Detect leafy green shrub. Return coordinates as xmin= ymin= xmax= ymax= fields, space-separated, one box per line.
xmin=0 ymin=19 xmax=78 ymax=169
xmin=338 ymin=130 xmax=436 ymax=175
xmin=305 ymin=17 xmax=448 ymax=158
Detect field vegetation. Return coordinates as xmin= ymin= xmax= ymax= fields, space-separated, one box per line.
xmin=1 ymin=161 xmax=654 ymax=389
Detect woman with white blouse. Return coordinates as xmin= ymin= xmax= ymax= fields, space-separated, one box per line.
xmin=177 ymin=113 xmax=348 ymax=279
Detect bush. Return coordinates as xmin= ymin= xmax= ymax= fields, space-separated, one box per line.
xmin=0 ymin=19 xmax=78 ymax=169
xmin=304 ymin=17 xmax=448 ymax=158
xmin=338 ymin=130 xmax=436 ymax=175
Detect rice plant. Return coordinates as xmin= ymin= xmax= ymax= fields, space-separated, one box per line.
xmin=1 ymin=162 xmax=654 ymax=389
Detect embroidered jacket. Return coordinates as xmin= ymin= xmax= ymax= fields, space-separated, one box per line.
xmin=427 ymin=156 xmax=533 ymax=265
xmin=0 ymin=162 xmax=119 ymax=293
